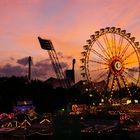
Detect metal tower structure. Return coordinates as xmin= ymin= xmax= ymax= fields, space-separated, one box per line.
xmin=72 ymin=58 xmax=76 ymax=83
xmin=28 ymin=56 xmax=32 ymax=81
xmin=38 ymin=36 xmax=70 ymax=88
xmin=65 ymin=59 xmax=76 ymax=84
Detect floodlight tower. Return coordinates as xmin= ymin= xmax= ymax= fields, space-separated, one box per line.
xmin=72 ymin=58 xmax=76 ymax=83
xmin=65 ymin=59 xmax=76 ymax=85
xmin=38 ymin=36 xmax=70 ymax=88
xmin=28 ymin=56 xmax=32 ymax=81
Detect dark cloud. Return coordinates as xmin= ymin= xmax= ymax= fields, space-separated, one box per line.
xmin=35 ymin=58 xmax=68 ymax=70
xmin=0 ymin=57 xmax=70 ymax=81
xmin=17 ymin=56 xmax=33 ymax=66
xmin=31 ymin=66 xmax=55 ymax=81
xmin=0 ymin=64 xmax=26 ymax=77
xmin=56 ymin=52 xmax=73 ymax=69
xmin=0 ymin=63 xmax=48 ymax=80
xmin=35 ymin=59 xmax=53 ymax=70
xmin=33 ymin=59 xmax=69 ymax=80
xmin=60 ymin=62 xmax=68 ymax=69
xmin=33 ymin=59 xmax=54 ymax=79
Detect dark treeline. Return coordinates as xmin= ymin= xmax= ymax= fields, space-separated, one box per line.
xmin=0 ymin=76 xmax=83 ymax=114
xmin=0 ymin=76 xmax=140 ymax=114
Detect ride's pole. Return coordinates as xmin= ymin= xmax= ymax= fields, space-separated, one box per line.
xmin=28 ymin=56 xmax=32 ymax=81
xmin=72 ymin=59 xmax=76 ymax=83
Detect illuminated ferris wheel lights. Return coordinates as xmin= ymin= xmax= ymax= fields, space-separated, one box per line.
xmin=82 ymin=80 xmax=87 ymax=85
xmin=101 ymin=99 xmax=104 ymax=103
xmin=85 ymin=88 xmax=89 ymax=91
xmin=89 ymin=94 xmax=93 ymax=97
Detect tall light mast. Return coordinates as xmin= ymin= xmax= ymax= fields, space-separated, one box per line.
xmin=28 ymin=56 xmax=32 ymax=81
xmin=38 ymin=36 xmax=70 ymax=88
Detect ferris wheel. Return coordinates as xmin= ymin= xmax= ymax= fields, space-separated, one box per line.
xmin=80 ymin=27 xmax=140 ymax=100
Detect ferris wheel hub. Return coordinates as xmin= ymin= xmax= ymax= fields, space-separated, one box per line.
xmin=115 ymin=61 xmax=122 ymax=70
xmin=111 ymin=59 xmax=123 ymax=73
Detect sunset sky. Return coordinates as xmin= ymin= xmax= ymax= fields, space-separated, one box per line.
xmin=0 ymin=0 xmax=140 ymax=82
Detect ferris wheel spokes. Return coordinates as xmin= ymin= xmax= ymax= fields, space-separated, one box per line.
xmin=119 ymin=42 xmax=130 ymax=58
xmin=105 ymin=71 xmax=112 ymax=91
xmin=123 ymin=70 xmax=138 ymax=84
xmin=92 ymin=70 xmax=109 ymax=83
xmin=122 ymin=51 xmax=135 ymax=62
xmin=90 ymin=48 xmax=109 ymax=62
xmin=103 ymin=34 xmax=114 ymax=57
xmin=124 ymin=61 xmax=139 ymax=66
xmin=117 ymin=34 xmax=124 ymax=56
xmin=96 ymin=39 xmax=111 ymax=59
xmin=89 ymin=59 xmax=108 ymax=66
xmin=90 ymin=67 xmax=109 ymax=72
xmin=111 ymin=33 xmax=117 ymax=56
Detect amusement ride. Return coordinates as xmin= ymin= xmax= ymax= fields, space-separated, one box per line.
xmin=80 ymin=27 xmax=140 ymax=103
